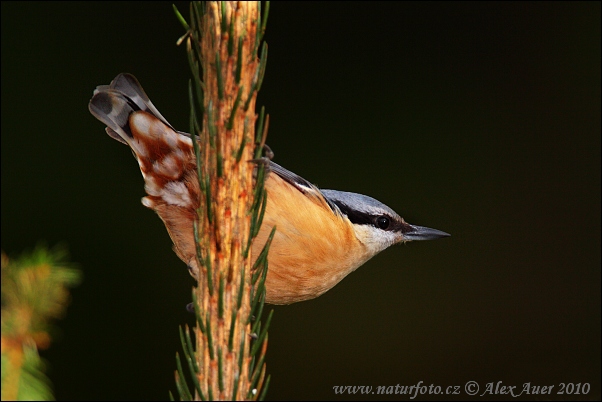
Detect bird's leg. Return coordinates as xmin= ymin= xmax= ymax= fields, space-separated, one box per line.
xmin=249 ymin=143 xmax=274 ymax=166
xmin=262 ymin=144 xmax=274 ymax=160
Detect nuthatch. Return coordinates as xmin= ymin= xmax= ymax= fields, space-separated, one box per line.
xmin=89 ymin=74 xmax=450 ymax=305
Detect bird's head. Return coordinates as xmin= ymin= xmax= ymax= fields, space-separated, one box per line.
xmin=322 ymin=190 xmax=450 ymax=257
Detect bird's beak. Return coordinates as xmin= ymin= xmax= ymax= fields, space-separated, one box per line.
xmin=402 ymin=224 xmax=450 ymax=241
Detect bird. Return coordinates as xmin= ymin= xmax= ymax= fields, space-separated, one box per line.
xmin=89 ymin=73 xmax=450 ymax=305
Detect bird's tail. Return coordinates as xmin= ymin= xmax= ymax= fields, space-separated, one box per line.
xmin=88 ymin=72 xmax=198 ymax=206
xmin=88 ymin=73 xmax=176 ymax=143
xmin=89 ymin=74 xmax=200 ymax=275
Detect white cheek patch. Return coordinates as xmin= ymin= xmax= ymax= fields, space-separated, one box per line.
xmin=162 ymin=181 xmax=192 ymax=208
xmin=353 ymin=225 xmax=399 ymax=256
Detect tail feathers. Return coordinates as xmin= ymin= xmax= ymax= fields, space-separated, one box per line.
xmin=88 ymin=73 xmax=176 ymax=146
xmin=89 ymin=74 xmax=201 ymax=276
xmin=89 ymin=73 xmax=198 ymax=202
xmin=98 ymin=73 xmax=174 ymax=130
xmin=89 ymin=88 xmax=137 ymax=144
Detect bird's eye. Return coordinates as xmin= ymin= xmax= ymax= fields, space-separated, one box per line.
xmin=376 ymin=216 xmax=390 ymax=230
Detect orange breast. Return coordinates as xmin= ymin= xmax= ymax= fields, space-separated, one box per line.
xmin=252 ymin=174 xmax=369 ymax=304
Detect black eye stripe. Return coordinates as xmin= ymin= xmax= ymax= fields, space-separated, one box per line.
xmin=332 ymin=200 xmax=373 ymax=225
xmin=332 ymin=200 xmax=399 ymax=231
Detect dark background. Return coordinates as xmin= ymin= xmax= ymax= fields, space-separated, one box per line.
xmin=1 ymin=2 xmax=600 ymax=400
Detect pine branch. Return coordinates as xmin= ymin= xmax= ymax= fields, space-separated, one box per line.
xmin=173 ymin=2 xmax=272 ymax=400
